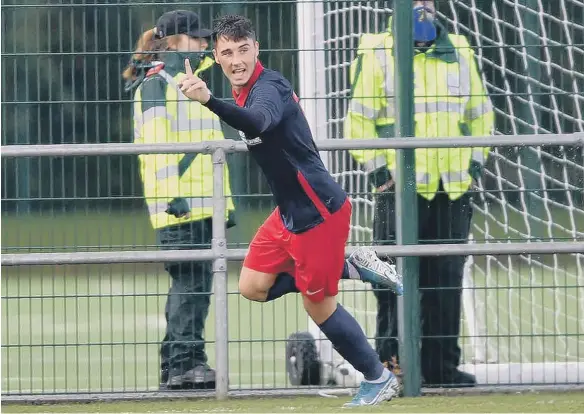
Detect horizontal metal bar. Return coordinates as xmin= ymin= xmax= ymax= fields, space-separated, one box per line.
xmin=1 ymin=0 xmax=297 ymax=8
xmin=2 ymin=134 xmax=582 ymax=158
xmin=1 ymin=249 xmax=215 ymax=266
xmin=2 ymin=242 xmax=582 ymax=266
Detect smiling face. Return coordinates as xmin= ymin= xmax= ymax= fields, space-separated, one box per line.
xmin=213 ymin=35 xmax=259 ymax=90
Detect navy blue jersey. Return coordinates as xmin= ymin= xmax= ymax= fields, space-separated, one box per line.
xmin=204 ymin=62 xmax=347 ymax=233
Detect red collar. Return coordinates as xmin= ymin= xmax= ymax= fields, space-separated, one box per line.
xmin=232 ymin=61 xmax=265 ymax=107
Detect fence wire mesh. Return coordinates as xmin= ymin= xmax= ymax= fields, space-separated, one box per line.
xmin=2 ymin=0 xmax=584 ymax=400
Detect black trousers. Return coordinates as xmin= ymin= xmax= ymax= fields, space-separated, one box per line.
xmin=157 ymin=218 xmax=213 ymax=375
xmin=372 ymin=182 xmax=473 ymax=382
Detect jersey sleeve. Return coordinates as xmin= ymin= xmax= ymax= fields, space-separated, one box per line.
xmin=463 ymin=47 xmax=495 ymax=172
xmin=204 ymin=82 xmax=285 ymax=136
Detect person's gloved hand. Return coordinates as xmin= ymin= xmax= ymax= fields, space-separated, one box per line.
xmin=468 ymin=160 xmax=483 ymax=187
xmin=165 ymin=197 xmax=190 ymax=218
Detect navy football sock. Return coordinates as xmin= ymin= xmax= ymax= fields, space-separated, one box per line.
xmin=265 ymin=273 xmax=299 ymax=301
xmin=318 ymin=303 xmax=384 ymax=381
xmin=342 ymin=260 xmax=360 ymax=280
xmin=265 ymin=262 xmax=358 ymax=302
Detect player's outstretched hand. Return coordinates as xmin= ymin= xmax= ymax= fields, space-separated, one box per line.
xmin=178 ymin=58 xmax=211 ymax=104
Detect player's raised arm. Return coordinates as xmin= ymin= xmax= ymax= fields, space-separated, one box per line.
xmin=179 ymin=60 xmax=284 ymax=136
xmin=179 ymin=58 xmax=285 ymax=137
xmin=204 ymin=82 xmax=285 ymax=137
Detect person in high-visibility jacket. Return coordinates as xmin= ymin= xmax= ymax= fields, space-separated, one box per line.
xmin=123 ymin=10 xmax=236 ymax=391
xmin=345 ymin=0 xmax=494 ymax=388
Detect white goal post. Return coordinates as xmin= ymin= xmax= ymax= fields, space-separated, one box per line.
xmin=296 ymin=0 xmax=584 ymax=386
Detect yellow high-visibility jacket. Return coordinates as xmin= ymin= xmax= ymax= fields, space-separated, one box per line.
xmin=345 ymin=23 xmax=494 ymax=200
xmin=133 ymin=54 xmax=235 ymax=229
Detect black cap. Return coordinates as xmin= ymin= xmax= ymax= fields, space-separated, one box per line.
xmin=154 ymin=10 xmax=212 ymax=39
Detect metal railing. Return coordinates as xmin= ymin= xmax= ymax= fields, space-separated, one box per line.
xmin=2 ymin=133 xmax=584 ymax=401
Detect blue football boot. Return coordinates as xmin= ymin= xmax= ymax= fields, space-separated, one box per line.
xmin=343 ymin=370 xmax=400 ymax=408
xmin=348 ymin=246 xmax=404 ymax=295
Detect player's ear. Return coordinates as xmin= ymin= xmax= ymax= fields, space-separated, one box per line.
xmin=254 ymin=41 xmax=260 ymax=59
xmin=212 ymin=48 xmax=219 ymax=63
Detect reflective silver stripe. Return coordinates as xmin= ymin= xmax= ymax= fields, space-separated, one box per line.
xmin=374 ymin=48 xmax=466 ymax=118
xmin=441 ymin=170 xmax=471 ymax=184
xmin=134 ymin=105 xmax=175 ymax=132
xmin=157 ymin=70 xmax=181 ymax=91
xmin=415 ymin=101 xmax=465 ymax=115
xmin=465 ymin=100 xmax=493 ymax=120
xmin=147 ymin=197 xmax=214 ymax=216
xmin=378 ymin=105 xmax=393 ymax=120
xmin=363 ymin=154 xmax=387 ymax=173
xmin=472 ymin=149 xmax=487 ymax=165
xmin=157 ymin=69 xmax=223 ymax=133
xmin=448 ymin=50 xmax=471 ymax=99
xmin=136 ymin=111 xmax=221 ymax=133
xmin=416 ymin=172 xmax=431 ymax=185
xmin=382 ymin=169 xmax=430 ymax=185
xmin=155 ymin=165 xmax=180 ymax=181
xmin=142 ymin=106 xmax=173 ymax=124
xmin=175 ymin=117 xmax=222 ymax=132
xmin=349 ymin=100 xmax=379 ymax=119
xmin=373 ymin=47 xmax=396 ymax=119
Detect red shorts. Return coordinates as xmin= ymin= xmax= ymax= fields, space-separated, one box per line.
xmin=243 ymin=198 xmax=352 ymax=302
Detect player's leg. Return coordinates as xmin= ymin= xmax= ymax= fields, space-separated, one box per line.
xmin=158 ymin=219 xmax=215 ymax=390
xmin=238 ymin=208 xmax=389 ymax=302
xmin=371 ymin=188 xmax=400 ymax=366
xmin=238 ymin=207 xmax=298 ymax=301
xmin=239 ymin=202 xmax=403 ymax=304
xmin=421 ymin=189 xmax=475 ymax=387
xmin=238 ymin=267 xmax=292 ymax=301
xmin=292 ymin=200 xmax=399 ymax=407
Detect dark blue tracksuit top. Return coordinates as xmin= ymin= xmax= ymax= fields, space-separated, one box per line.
xmin=204 ymin=62 xmax=347 ymax=234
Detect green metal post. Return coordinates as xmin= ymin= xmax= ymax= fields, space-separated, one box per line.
xmin=393 ymin=0 xmax=421 ymax=397
xmin=520 ymin=0 xmax=546 ymax=241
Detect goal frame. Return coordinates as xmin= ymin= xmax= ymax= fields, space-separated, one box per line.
xmin=295 ymin=0 xmax=584 ymax=386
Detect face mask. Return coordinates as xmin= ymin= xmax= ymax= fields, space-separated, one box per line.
xmin=177 ymin=51 xmax=205 ymax=69
xmin=413 ymin=6 xmax=437 ymax=43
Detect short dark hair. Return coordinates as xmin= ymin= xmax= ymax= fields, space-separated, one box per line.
xmin=212 ymin=15 xmax=256 ymax=43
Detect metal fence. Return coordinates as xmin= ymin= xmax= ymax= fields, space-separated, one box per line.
xmin=2 ymin=135 xmax=584 ymax=402
xmin=2 ymin=0 xmax=584 ymax=404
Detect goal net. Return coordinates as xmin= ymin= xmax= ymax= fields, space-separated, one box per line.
xmin=297 ymin=0 xmax=584 ymax=386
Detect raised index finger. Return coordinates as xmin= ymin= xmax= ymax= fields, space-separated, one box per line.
xmin=184 ymin=58 xmax=193 ymax=76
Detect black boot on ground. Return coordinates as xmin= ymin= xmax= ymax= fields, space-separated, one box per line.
xmin=424 ymin=369 xmax=476 ymax=388
xmin=166 ymin=364 xmax=217 ymax=390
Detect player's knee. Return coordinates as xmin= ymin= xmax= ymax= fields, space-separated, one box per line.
xmin=238 ymin=267 xmax=270 ymax=302
xmin=303 ymin=295 xmax=337 ymax=325
xmin=239 ymin=280 xmax=265 ymax=301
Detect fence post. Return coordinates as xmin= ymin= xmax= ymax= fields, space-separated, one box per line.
xmin=393 ymin=0 xmax=421 ymax=397
xmin=519 ymin=0 xmax=546 ymax=242
xmin=212 ymin=147 xmax=229 ymax=400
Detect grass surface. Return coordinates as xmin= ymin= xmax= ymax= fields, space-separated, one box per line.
xmin=3 ymin=392 xmax=584 ymax=413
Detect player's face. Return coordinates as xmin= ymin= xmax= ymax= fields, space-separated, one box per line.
xmin=213 ymin=36 xmax=260 ymax=89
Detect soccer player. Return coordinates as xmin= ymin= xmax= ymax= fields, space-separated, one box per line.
xmin=178 ymin=15 xmax=403 ymax=407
